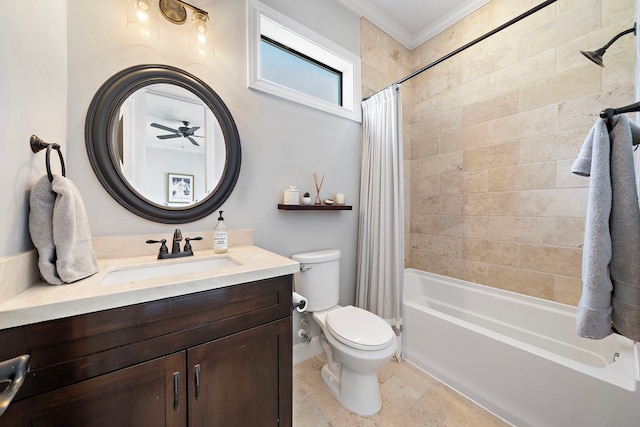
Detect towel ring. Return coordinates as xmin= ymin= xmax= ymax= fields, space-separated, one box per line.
xmin=30 ymin=135 xmax=66 ymax=183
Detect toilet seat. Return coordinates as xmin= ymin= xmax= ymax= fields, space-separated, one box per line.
xmin=325 ymin=305 xmax=395 ymax=351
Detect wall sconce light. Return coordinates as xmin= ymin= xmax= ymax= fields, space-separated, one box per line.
xmin=127 ymin=0 xmax=160 ymax=40
xmin=580 ymin=23 xmax=636 ymax=67
xmin=189 ymin=11 xmax=214 ymax=57
xmin=128 ymin=0 xmax=214 ymax=57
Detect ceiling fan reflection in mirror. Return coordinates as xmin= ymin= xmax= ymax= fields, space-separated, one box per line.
xmin=150 ymin=121 xmax=204 ymax=146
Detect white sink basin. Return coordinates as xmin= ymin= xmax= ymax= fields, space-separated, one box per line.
xmin=98 ymin=256 xmax=240 ymax=286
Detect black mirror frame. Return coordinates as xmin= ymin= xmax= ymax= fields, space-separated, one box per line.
xmin=85 ymin=64 xmax=241 ymax=224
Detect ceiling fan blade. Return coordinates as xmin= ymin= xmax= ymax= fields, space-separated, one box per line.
xmin=186 ymin=126 xmax=200 ymax=134
xmin=157 ymin=134 xmax=182 ymax=140
xmin=187 ymin=137 xmax=200 ymax=146
xmin=192 ymin=135 xmax=205 ymax=138
xmin=151 ymin=123 xmax=179 ymax=133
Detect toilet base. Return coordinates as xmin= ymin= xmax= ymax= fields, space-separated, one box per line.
xmin=320 ymin=363 xmax=382 ymax=416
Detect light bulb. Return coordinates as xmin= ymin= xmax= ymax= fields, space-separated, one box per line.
xmin=136 ymin=9 xmax=149 ymax=24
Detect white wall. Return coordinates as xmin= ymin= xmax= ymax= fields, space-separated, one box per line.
xmin=0 ymin=0 xmax=68 ymax=256
xmin=0 ymin=0 xmax=361 ymax=349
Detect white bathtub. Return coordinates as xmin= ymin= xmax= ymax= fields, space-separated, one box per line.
xmin=403 ymin=269 xmax=640 ymax=427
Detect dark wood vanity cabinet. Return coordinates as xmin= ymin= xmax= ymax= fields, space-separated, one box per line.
xmin=188 ymin=319 xmax=289 ymax=426
xmin=0 ymin=275 xmax=293 ymax=427
xmin=3 ymin=352 xmax=187 ymax=426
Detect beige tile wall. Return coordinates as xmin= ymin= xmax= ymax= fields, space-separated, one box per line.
xmin=361 ymin=0 xmax=636 ymax=305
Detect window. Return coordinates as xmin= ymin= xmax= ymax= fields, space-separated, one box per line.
xmin=260 ymin=36 xmax=343 ymax=106
xmin=248 ymin=0 xmax=361 ymax=122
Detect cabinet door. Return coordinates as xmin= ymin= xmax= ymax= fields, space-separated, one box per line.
xmin=1 ymin=352 xmax=187 ymax=427
xmin=188 ymin=318 xmax=291 ymax=427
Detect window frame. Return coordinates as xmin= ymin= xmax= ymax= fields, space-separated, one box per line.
xmin=247 ymin=0 xmax=362 ymax=122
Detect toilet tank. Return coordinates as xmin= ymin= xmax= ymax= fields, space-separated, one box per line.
xmin=291 ymin=249 xmax=341 ymax=312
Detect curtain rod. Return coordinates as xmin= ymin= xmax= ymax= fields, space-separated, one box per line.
xmin=363 ymin=0 xmax=558 ymax=101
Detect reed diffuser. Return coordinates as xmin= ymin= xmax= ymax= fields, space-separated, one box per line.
xmin=313 ymin=172 xmax=325 ymax=204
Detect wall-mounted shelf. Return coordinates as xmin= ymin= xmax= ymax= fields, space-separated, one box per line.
xmin=277 ymin=204 xmax=352 ymax=211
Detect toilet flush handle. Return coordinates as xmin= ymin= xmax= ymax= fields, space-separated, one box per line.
xmin=300 ymin=265 xmax=312 ymax=272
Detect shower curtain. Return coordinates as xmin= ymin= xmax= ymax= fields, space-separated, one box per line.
xmin=356 ymin=85 xmax=404 ymax=359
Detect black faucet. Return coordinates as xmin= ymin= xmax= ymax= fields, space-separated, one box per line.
xmin=146 ymin=229 xmax=203 ymax=259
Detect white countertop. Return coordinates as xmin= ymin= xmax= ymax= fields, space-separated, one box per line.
xmin=0 ymin=246 xmax=299 ymax=330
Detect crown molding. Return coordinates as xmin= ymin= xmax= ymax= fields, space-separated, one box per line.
xmin=411 ymin=0 xmax=490 ymax=49
xmin=334 ymin=0 xmax=414 ymax=48
xmin=336 ymin=0 xmax=490 ymax=50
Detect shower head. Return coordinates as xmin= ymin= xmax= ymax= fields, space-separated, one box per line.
xmin=580 ymin=24 xmax=636 ymax=67
xmin=580 ymin=48 xmax=606 ymax=67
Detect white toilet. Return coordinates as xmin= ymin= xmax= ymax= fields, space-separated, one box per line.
xmin=292 ymin=249 xmax=397 ymax=416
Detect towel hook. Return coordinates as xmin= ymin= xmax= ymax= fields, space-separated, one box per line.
xmin=30 ymin=135 xmax=66 ymax=183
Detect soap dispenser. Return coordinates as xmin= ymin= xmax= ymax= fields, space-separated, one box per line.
xmin=214 ymin=210 xmax=228 ymax=254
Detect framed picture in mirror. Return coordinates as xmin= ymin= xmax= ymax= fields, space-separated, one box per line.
xmin=168 ymin=173 xmax=194 ymax=203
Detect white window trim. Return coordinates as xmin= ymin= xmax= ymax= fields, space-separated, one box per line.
xmin=247 ymin=0 xmax=362 ymax=122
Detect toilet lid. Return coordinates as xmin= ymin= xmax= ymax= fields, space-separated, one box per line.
xmin=326 ymin=306 xmax=395 ymax=351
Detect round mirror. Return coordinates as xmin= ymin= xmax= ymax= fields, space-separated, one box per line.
xmin=86 ymin=64 xmax=241 ymax=223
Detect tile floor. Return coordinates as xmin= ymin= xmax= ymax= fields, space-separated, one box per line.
xmin=293 ymin=354 xmax=509 ymax=426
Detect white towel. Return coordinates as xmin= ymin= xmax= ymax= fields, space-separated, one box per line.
xmin=572 ymin=115 xmax=640 ymax=341
xmin=29 ymin=174 xmax=98 ymax=285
